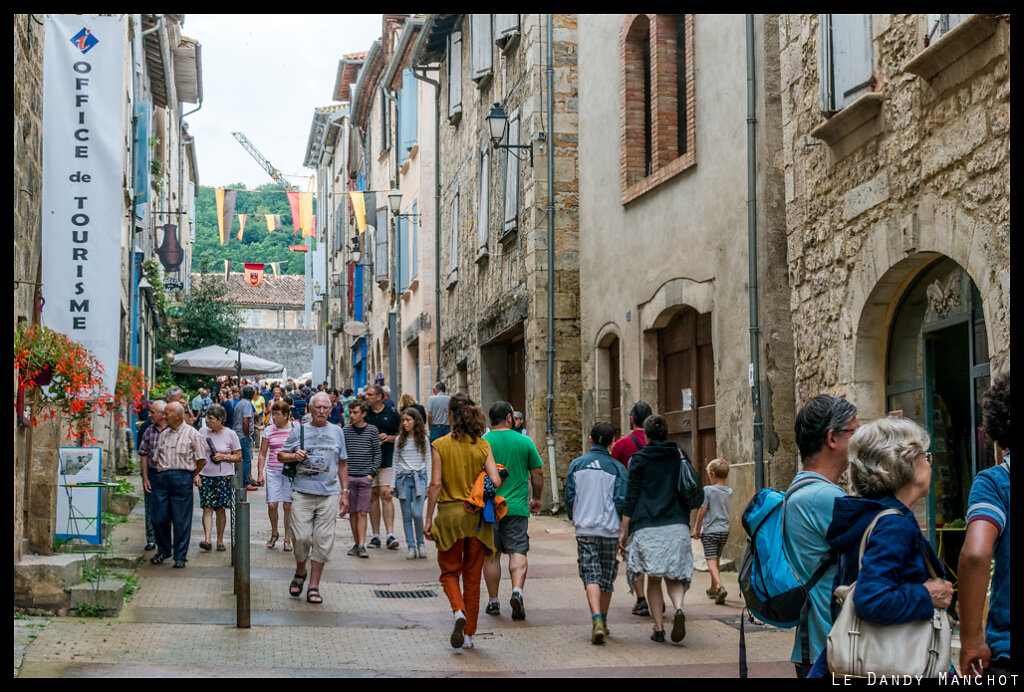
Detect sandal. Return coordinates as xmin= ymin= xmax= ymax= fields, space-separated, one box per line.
xmin=283 ymin=542 xmax=293 ymax=552
xmin=288 ymin=572 xmax=307 ymax=598
xmin=199 ymin=541 xmax=212 ymax=551
xmin=267 ymin=534 xmax=279 ymax=549
xmin=306 ymin=587 xmax=323 ymax=605
xmin=150 ymin=552 xmax=171 ymax=565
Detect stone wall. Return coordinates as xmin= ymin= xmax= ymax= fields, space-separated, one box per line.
xmin=14 ymin=14 xmax=46 ymax=564
xmin=780 ymin=14 xmax=1010 ymax=414
xmin=434 ymin=14 xmax=582 ymax=505
xmin=238 ymin=328 xmax=316 ymax=382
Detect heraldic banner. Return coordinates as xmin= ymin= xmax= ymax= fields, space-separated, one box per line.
xmin=41 ymin=14 xmax=126 ymax=395
xmin=244 ymin=263 xmax=265 ymax=287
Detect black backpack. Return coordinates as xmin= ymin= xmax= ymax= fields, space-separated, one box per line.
xmin=676 ymin=449 xmax=704 ymax=511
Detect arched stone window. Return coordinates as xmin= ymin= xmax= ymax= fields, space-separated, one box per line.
xmin=620 ymin=14 xmax=696 ymax=204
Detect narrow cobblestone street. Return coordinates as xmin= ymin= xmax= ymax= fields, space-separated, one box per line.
xmin=17 ymin=477 xmax=794 ymax=677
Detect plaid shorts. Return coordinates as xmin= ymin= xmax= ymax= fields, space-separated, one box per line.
xmin=700 ymin=531 xmax=729 ymax=561
xmin=576 ymin=535 xmax=620 ymax=592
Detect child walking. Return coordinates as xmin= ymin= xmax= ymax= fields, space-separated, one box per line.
xmin=565 ymin=421 xmax=629 ymax=644
xmin=691 ymin=458 xmax=733 ymax=605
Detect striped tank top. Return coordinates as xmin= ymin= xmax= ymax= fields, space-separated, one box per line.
xmin=265 ymin=422 xmax=295 ymax=470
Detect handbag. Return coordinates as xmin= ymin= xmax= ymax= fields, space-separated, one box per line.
xmin=281 ymin=423 xmax=301 ymax=480
xmin=826 ymin=508 xmax=951 ymax=678
xmin=676 ymin=448 xmax=704 ymax=511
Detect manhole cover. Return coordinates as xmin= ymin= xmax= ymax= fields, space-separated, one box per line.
xmin=374 ymin=589 xmax=437 ymax=599
xmin=714 ymin=615 xmax=779 ymax=633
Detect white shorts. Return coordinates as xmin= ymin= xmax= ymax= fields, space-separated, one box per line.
xmin=265 ymin=467 xmax=292 ymax=504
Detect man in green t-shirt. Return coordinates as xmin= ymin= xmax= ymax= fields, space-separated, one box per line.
xmin=483 ymin=401 xmax=545 ymax=621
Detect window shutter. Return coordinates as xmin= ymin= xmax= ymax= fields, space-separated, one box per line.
xmin=471 ymin=15 xmax=493 ymax=81
xmin=398 ymin=214 xmax=410 ymax=293
xmin=494 ymin=14 xmax=520 ymax=45
xmin=449 ymin=194 xmax=460 ymax=274
xmin=448 ymin=31 xmax=463 ymax=121
xmin=927 ymin=14 xmax=968 ymax=41
xmin=411 ymin=200 xmax=418 ymax=280
xmin=829 ymin=14 xmax=874 ymax=111
xmin=399 ymin=69 xmax=418 ymax=165
xmin=380 ymin=88 xmax=391 ymax=151
xmin=477 ymin=149 xmax=490 ymax=251
xmin=374 ymin=208 xmax=389 ymax=283
xmin=502 ymin=118 xmax=520 ymax=234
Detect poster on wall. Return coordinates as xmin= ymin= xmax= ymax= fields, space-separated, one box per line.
xmin=41 ymin=14 xmax=127 ymax=395
xmin=57 ymin=447 xmax=103 ymax=545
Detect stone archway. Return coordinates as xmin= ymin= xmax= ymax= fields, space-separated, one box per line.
xmin=593 ymin=323 xmax=623 ymax=435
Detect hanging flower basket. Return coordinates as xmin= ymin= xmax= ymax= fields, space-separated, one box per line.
xmin=14 ymin=323 xmax=111 ymax=445
xmin=113 ymin=361 xmax=148 ymax=427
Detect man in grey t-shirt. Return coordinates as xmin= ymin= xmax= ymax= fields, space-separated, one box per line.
xmin=426 ymin=382 xmax=451 ymax=442
xmin=232 ymin=386 xmax=256 ymax=488
xmin=278 ymin=392 xmax=349 ymax=605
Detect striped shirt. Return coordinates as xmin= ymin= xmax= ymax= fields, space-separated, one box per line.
xmin=154 ymin=421 xmax=206 ymax=473
xmin=393 ymin=437 xmax=431 ymax=477
xmin=138 ymin=423 xmax=167 ymax=470
xmin=264 ymin=422 xmax=296 ymax=471
xmin=342 ymin=423 xmax=381 ymax=477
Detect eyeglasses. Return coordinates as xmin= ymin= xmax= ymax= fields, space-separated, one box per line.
xmin=923 ymin=452 xmax=933 ymax=464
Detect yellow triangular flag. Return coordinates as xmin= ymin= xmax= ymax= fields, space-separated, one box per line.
xmin=299 ymin=192 xmax=314 ymax=238
xmin=237 ymin=213 xmax=247 ymax=241
xmin=350 ymin=191 xmax=366 ymax=234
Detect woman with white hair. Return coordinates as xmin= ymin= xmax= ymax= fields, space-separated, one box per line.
xmin=807 ymin=416 xmax=954 ymax=677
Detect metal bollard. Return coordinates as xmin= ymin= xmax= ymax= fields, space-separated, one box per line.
xmin=231 ymin=472 xmax=240 ymax=573
xmin=235 ymin=498 xmax=251 ymax=628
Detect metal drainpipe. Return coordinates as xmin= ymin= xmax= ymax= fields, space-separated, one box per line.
xmin=746 ymin=15 xmax=765 ymax=492
xmin=411 ymin=65 xmax=441 ymax=382
xmin=545 ymin=14 xmax=560 ymax=512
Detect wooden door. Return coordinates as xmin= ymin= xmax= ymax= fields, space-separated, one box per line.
xmin=609 ymin=337 xmax=621 ymax=437
xmin=658 ymin=307 xmax=716 ymax=482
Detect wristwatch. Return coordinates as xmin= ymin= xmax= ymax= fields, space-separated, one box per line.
xmin=341 ymin=488 xmax=350 ymax=493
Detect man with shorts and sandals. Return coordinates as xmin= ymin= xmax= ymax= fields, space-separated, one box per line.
xmin=483 ymin=401 xmax=545 ymax=621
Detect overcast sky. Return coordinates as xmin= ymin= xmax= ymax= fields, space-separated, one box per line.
xmin=182 ymin=14 xmax=382 ymax=190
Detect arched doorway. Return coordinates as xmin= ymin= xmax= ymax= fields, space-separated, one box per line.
xmin=595 ymin=329 xmax=622 ymax=438
xmin=885 ymin=258 xmax=992 ymax=542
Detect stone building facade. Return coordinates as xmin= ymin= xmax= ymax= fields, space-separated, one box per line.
xmin=578 ymin=14 xmax=794 ymax=560
xmin=412 ymin=14 xmax=582 ymax=506
xmin=781 ymin=14 xmax=1009 ymax=535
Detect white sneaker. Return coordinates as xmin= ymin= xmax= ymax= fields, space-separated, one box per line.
xmin=416 ymin=545 xmax=427 ymax=559
xmin=407 ymin=547 xmax=417 ymax=560
xmin=462 ymin=635 xmax=474 ymax=649
xmin=451 ymin=610 xmax=466 ymax=648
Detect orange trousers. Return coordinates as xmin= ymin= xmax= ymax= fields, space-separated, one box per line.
xmin=437 ymin=537 xmax=488 ymax=636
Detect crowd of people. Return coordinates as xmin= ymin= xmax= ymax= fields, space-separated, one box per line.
xmin=133 ymin=371 xmax=1011 ymax=678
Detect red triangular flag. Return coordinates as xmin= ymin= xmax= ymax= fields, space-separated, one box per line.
xmin=287 ymin=191 xmax=302 ymax=236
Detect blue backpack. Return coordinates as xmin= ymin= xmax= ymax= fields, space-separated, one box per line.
xmin=737 ymin=477 xmax=835 ymax=672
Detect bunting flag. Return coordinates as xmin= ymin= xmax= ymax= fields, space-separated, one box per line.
xmin=299 ymin=192 xmax=314 ymax=238
xmin=265 ymin=214 xmax=282 ymax=233
xmin=287 ymin=191 xmax=302 ymax=236
xmin=223 ymin=259 xmax=231 ymax=279
xmin=270 ymin=262 xmax=280 ymax=277
xmin=350 ymin=191 xmax=367 ymax=234
xmin=215 ymin=188 xmax=238 ymax=245
xmin=236 ymin=213 xmax=247 ymax=241
xmin=244 ymin=263 xmax=265 ymax=288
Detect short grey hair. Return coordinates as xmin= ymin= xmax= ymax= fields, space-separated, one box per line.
xmin=150 ymin=400 xmax=167 ymax=413
xmin=310 ymin=392 xmax=331 ymax=407
xmin=165 ymin=386 xmax=184 ymax=401
xmin=848 ymin=417 xmax=931 ymax=498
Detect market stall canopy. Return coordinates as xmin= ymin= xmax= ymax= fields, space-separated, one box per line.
xmin=159 ymin=345 xmax=284 ymax=376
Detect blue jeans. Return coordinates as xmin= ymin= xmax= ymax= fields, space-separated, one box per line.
xmin=396 ymin=476 xmax=425 ymax=548
xmin=152 ymin=469 xmax=195 ymax=561
xmin=429 ymin=425 xmax=450 ymax=442
xmin=240 ymin=437 xmax=252 ymax=485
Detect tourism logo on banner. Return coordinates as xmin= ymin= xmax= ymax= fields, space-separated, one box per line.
xmin=41 ymin=15 xmax=126 ymax=396
xmin=244 ymin=263 xmax=265 ymax=288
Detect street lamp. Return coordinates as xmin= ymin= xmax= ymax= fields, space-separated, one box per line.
xmin=487 ymin=102 xmax=536 ymax=166
xmin=350 ymin=235 xmax=361 ymax=264
xmin=387 ymin=188 xmax=403 ymax=215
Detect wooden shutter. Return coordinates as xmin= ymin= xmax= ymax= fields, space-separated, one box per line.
xmin=822 ymin=14 xmax=874 ymax=112
xmin=494 ymin=14 xmax=520 ymax=45
xmin=449 ymin=194 xmax=459 ymax=274
xmin=398 ymin=214 xmax=410 ymax=293
xmin=447 ymin=31 xmax=463 ymax=121
xmin=928 ymin=14 xmax=969 ymax=40
xmin=471 ymin=15 xmax=493 ymax=81
xmin=374 ymin=207 xmax=388 ymax=283
xmin=478 ymin=149 xmax=490 ymax=251
xmin=399 ymin=69 xmax=418 ymax=165
xmin=411 ymin=200 xmax=418 ymax=280
xmin=380 ymin=88 xmax=391 ymax=151
xmin=502 ymin=118 xmax=520 ymax=233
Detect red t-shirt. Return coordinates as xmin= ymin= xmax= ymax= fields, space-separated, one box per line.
xmin=610 ymin=429 xmax=646 ymax=468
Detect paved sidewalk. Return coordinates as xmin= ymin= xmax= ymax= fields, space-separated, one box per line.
xmin=17 ymin=477 xmax=795 ymax=677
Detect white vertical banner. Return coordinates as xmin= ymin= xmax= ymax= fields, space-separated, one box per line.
xmin=42 ymin=14 xmax=127 ymax=395
xmin=313 ymin=345 xmax=327 ymax=386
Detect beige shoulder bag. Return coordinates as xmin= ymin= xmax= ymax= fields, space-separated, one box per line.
xmin=827 ymin=508 xmax=951 ymax=678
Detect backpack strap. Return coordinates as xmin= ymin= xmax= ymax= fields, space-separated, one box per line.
xmin=779 ymin=475 xmax=828 ymax=552
xmin=628 ymin=432 xmax=643 ymax=454
xmin=798 ymin=552 xmax=837 ymax=666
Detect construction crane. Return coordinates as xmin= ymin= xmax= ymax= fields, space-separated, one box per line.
xmin=231 ymin=131 xmax=299 ymax=191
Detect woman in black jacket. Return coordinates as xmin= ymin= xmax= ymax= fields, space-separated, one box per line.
xmin=618 ymin=415 xmax=693 ymax=643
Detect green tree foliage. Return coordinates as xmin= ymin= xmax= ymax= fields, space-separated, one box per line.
xmin=174 ymin=276 xmax=243 ymax=352
xmin=192 ymin=183 xmax=317 ymax=276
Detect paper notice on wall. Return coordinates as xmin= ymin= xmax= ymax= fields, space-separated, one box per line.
xmin=41 ymin=15 xmax=126 ymax=395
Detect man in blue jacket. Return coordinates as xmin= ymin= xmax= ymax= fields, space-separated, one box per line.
xmin=566 ymin=421 xmax=629 ymax=645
